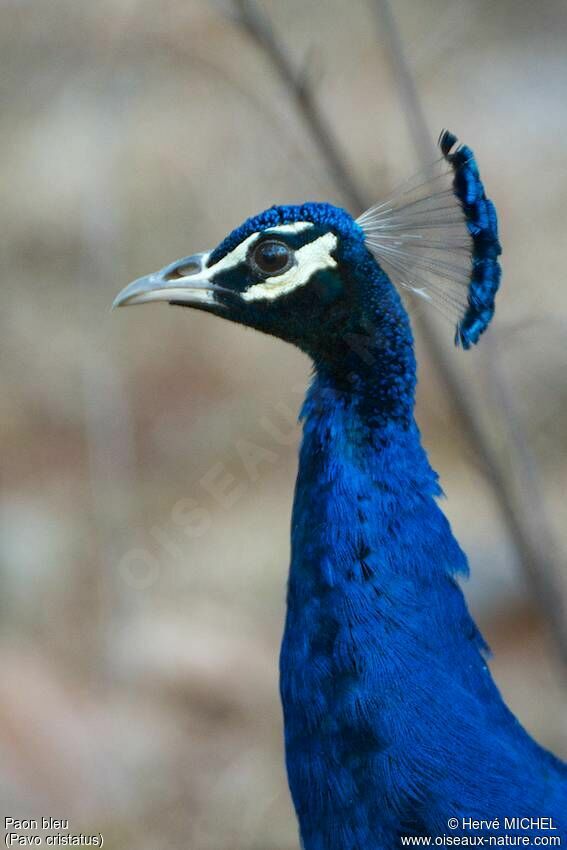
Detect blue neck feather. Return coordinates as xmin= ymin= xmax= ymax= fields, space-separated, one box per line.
xmin=280 ymin=260 xmax=567 ymax=849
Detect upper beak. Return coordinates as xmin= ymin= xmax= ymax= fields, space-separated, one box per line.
xmin=112 ymin=252 xmax=219 ymax=309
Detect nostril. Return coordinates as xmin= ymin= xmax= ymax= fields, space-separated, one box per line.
xmin=164 ymin=260 xmax=201 ymax=281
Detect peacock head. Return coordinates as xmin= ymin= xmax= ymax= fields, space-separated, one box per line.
xmin=114 ymin=132 xmax=501 ymax=359
xmin=112 ymin=203 xmax=382 ymax=359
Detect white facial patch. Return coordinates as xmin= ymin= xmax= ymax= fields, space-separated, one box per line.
xmin=242 ymin=231 xmax=338 ymax=302
xmin=206 ymin=221 xmax=315 ymax=278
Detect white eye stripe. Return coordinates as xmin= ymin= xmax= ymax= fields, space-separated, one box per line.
xmin=264 ymin=222 xmax=314 ymax=236
xmin=208 ymin=232 xmax=261 ymax=275
xmin=242 ymin=232 xmax=338 ymax=302
xmin=208 ymin=221 xmax=314 ymax=277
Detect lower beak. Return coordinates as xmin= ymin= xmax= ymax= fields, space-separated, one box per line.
xmin=112 ymin=252 xmax=219 ymax=309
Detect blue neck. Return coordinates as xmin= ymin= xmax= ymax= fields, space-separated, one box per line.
xmin=279 ymin=345 xmax=493 ymax=848
xmin=278 ymin=257 xmax=567 ymax=848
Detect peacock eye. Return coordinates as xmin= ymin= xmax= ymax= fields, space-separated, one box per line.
xmin=249 ymin=240 xmax=294 ymax=277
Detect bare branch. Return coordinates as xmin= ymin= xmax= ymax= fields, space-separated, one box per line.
xmin=232 ymin=0 xmax=366 ymax=211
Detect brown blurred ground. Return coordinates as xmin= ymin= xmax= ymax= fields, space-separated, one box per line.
xmin=0 ymin=1 xmax=566 ymax=848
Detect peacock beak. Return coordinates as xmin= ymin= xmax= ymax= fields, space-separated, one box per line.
xmin=112 ymin=252 xmax=219 ymax=309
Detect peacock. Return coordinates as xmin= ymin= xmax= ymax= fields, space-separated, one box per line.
xmin=114 ymin=131 xmax=567 ymax=849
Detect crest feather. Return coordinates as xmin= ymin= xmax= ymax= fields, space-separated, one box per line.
xmin=357 ymin=130 xmax=502 ymax=348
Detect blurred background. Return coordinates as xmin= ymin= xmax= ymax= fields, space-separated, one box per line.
xmin=1 ymin=0 xmax=566 ymax=847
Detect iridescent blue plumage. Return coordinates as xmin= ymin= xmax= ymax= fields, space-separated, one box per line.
xmin=114 ymin=133 xmax=566 ymax=849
